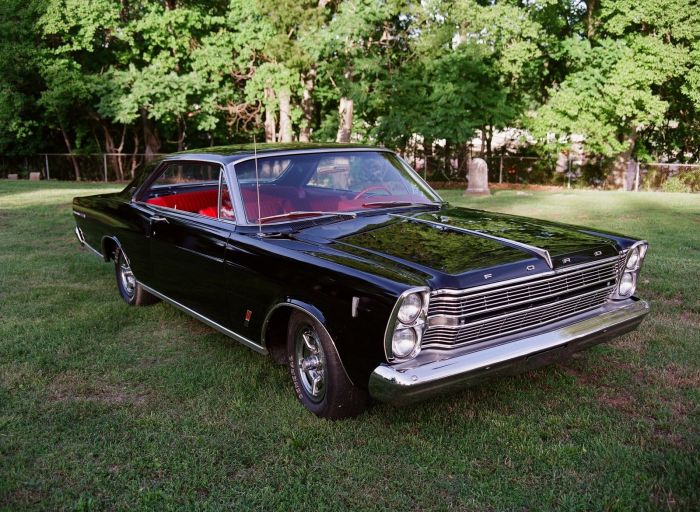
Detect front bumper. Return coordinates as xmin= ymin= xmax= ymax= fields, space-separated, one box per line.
xmin=368 ymin=298 xmax=649 ymax=404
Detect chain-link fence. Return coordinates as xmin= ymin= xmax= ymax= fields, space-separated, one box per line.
xmin=414 ymin=153 xmax=700 ymax=192
xmin=638 ymin=163 xmax=700 ymax=192
xmin=0 ymin=153 xmax=163 ymax=182
xmin=2 ymin=152 xmax=699 ymax=192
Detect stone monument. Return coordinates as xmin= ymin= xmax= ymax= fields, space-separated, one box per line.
xmin=29 ymin=172 xmax=41 ymax=181
xmin=463 ymin=157 xmax=490 ymax=195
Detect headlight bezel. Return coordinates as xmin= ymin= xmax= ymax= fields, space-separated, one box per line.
xmin=612 ymin=241 xmax=648 ymax=300
xmin=384 ymin=287 xmax=430 ymax=362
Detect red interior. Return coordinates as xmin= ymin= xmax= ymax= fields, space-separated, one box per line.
xmin=146 ymin=189 xmax=219 ymax=216
xmin=145 ymin=186 xmax=426 ymax=221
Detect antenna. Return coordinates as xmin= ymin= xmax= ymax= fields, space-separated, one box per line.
xmin=254 ymin=135 xmax=262 ymax=235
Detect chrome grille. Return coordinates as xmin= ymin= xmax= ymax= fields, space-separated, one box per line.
xmin=423 ymin=256 xmax=623 ymax=350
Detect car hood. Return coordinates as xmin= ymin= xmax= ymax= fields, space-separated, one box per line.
xmin=293 ymin=205 xmax=628 ymax=289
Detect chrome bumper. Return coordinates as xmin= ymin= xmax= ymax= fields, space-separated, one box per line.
xmin=368 ymin=299 xmax=649 ymax=404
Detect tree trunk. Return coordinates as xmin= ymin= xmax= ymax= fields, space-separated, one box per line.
xmin=485 ymin=125 xmax=493 ymax=161
xmin=278 ymin=87 xmax=293 ymax=143
xmin=141 ymin=109 xmax=161 ymax=159
xmin=457 ymin=142 xmax=468 ymax=178
xmin=58 ymin=120 xmax=81 ymax=181
xmin=585 ymin=0 xmax=597 ymax=39
xmin=424 ymin=137 xmax=433 ymax=178
xmin=611 ymin=131 xmax=637 ymax=190
xmin=299 ymin=70 xmax=315 ymax=142
xmin=100 ymin=122 xmax=125 ymax=181
xmin=444 ymin=141 xmax=452 ymax=179
xmin=264 ymin=88 xmax=277 ymax=143
xmin=130 ymin=130 xmax=140 ymax=179
xmin=336 ymin=97 xmax=353 ymax=143
xmin=176 ymin=116 xmax=186 ymax=151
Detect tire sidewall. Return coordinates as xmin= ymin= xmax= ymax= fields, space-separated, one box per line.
xmin=114 ymin=249 xmax=137 ymax=306
xmin=287 ymin=313 xmax=333 ymax=416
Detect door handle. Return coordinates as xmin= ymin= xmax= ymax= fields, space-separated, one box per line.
xmin=151 ymin=216 xmax=169 ymax=224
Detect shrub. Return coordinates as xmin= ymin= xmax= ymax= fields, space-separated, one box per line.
xmin=662 ymin=176 xmax=692 ymax=193
xmin=680 ymin=168 xmax=700 ymax=192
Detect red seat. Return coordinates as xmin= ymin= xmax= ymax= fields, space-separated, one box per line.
xmin=146 ymin=189 xmax=218 ymax=213
xmin=198 ymin=206 xmax=218 ymax=217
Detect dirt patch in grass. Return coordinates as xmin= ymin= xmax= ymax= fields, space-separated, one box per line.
xmin=48 ymin=371 xmax=150 ymax=406
xmin=1 ymin=487 xmax=48 ymax=508
xmin=636 ymin=364 xmax=700 ymax=390
xmin=612 ymin=331 xmax=646 ymax=354
xmin=596 ymin=388 xmax=639 ymax=415
xmin=679 ymin=311 xmax=700 ymax=327
xmin=657 ymin=295 xmax=685 ymax=307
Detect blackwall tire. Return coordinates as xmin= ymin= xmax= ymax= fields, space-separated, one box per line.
xmin=287 ymin=311 xmax=367 ymax=419
xmin=114 ymin=248 xmax=159 ymax=306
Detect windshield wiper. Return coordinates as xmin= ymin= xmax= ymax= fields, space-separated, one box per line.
xmin=361 ymin=201 xmax=434 ymax=208
xmin=258 ymin=211 xmax=356 ymax=224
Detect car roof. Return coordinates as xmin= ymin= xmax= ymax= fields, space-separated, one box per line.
xmin=162 ymin=143 xmax=389 ymax=165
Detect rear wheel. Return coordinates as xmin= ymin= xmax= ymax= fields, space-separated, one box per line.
xmin=114 ymin=248 xmax=159 ymax=306
xmin=287 ymin=311 xmax=367 ymax=419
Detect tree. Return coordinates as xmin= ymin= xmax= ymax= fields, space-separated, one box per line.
xmin=528 ymin=0 xmax=700 ymax=186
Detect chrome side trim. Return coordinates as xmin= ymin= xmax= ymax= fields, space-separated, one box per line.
xmin=369 ymin=298 xmax=649 ymax=404
xmin=391 ymin=214 xmax=554 ymax=269
xmin=140 ymin=283 xmax=267 ymax=355
xmin=260 ymin=302 xmax=353 ymax=385
xmin=74 ymin=226 xmax=103 ymax=258
xmin=73 ymin=210 xmax=86 ymax=219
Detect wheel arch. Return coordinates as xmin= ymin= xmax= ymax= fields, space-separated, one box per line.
xmin=261 ymin=300 xmax=354 ymax=385
xmin=100 ymin=235 xmax=124 ymax=262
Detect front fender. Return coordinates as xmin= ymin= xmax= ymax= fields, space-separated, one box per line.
xmin=261 ymin=299 xmax=354 ymax=385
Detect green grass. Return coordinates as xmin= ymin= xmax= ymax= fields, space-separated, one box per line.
xmin=1 ymin=181 xmax=699 ymax=511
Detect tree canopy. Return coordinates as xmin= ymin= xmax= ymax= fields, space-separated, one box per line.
xmin=1 ymin=0 xmax=699 ymax=179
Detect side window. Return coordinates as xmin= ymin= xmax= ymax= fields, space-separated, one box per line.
xmin=234 ymin=158 xmax=292 ymax=183
xmin=141 ymin=161 xmax=223 ymax=218
xmin=219 ymin=173 xmax=235 ymax=221
xmin=151 ymin=162 xmax=219 ymax=188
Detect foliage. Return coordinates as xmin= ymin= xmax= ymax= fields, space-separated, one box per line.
xmin=661 ymin=176 xmax=692 ymax=193
xmin=0 ymin=0 xmax=698 ymax=171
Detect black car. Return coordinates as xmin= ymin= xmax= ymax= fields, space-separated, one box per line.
xmin=72 ymin=144 xmax=649 ymax=419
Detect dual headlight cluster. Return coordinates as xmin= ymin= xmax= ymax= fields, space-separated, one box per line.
xmin=385 ymin=288 xmax=430 ymax=362
xmin=613 ymin=242 xmax=648 ymax=300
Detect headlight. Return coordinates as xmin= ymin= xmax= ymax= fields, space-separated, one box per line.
xmin=613 ymin=242 xmax=647 ymax=300
xmin=384 ymin=287 xmax=429 ymax=362
xmin=392 ymin=328 xmax=419 ymax=359
xmin=625 ymin=247 xmax=640 ymax=270
xmin=397 ymin=293 xmax=422 ymax=324
xmin=618 ymin=272 xmax=636 ymax=297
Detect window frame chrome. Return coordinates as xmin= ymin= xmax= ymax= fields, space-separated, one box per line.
xmin=229 ymin=148 xmax=444 ymax=227
xmin=131 ymin=158 xmax=240 ymax=227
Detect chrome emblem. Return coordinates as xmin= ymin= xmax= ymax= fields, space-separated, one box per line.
xmin=526 ymin=265 xmax=535 ymax=271
xmin=594 ymin=250 xmax=602 ymax=257
xmin=484 ymin=273 xmax=493 ymax=280
xmin=562 ymin=257 xmax=571 ymax=264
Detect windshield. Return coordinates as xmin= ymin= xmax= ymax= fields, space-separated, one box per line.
xmin=233 ymin=151 xmax=441 ymax=223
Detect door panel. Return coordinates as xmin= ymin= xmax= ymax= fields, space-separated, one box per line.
xmin=149 ymin=211 xmax=232 ymax=327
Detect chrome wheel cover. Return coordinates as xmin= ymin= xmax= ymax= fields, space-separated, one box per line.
xmin=118 ymin=254 xmax=136 ymax=300
xmin=295 ymin=325 xmax=326 ymax=403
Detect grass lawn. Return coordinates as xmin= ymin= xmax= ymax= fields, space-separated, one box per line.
xmin=1 ymin=181 xmax=698 ymax=510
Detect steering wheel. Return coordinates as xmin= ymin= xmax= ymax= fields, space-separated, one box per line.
xmin=352 ymin=185 xmax=391 ymax=200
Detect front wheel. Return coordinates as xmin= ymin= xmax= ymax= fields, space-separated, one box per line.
xmin=114 ymin=248 xmax=159 ymax=306
xmin=287 ymin=311 xmax=367 ymax=419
